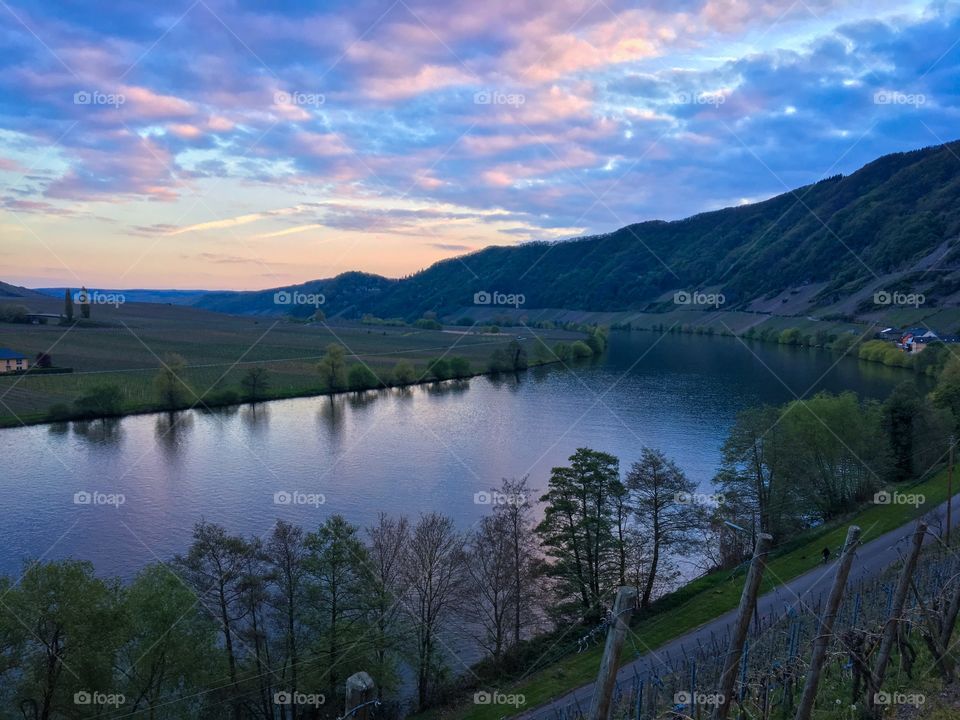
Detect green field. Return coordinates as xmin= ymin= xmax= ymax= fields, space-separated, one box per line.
xmin=449 ymin=469 xmax=955 ymax=720
xmin=0 ymin=298 xmax=580 ymax=427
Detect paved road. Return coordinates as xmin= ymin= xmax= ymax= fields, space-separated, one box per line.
xmin=521 ymin=492 xmax=960 ymax=720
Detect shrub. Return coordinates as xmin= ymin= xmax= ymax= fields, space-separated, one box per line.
xmin=347 ymin=364 xmax=379 ymax=390
xmin=571 ymin=340 xmax=593 ymax=358
xmin=392 ymin=360 xmax=417 ymax=385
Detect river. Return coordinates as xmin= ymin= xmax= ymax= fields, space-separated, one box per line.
xmin=0 ymin=331 xmax=924 ymax=578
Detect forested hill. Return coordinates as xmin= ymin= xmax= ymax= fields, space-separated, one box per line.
xmin=352 ymin=140 xmax=960 ymax=319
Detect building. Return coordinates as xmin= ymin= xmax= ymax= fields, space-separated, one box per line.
xmin=0 ymin=349 xmax=30 ymax=373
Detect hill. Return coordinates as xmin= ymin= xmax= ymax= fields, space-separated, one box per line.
xmin=183 ymin=140 xmax=960 ymax=321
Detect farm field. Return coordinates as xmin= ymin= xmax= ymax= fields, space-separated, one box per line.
xmin=0 ymin=297 xmax=579 ymax=427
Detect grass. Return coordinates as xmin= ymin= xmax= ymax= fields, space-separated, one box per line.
xmin=449 ymin=469 xmax=956 ymax=720
xmin=0 ymin=299 xmax=582 ymax=427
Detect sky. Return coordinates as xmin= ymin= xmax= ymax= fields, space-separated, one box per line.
xmin=0 ymin=0 xmax=958 ymax=290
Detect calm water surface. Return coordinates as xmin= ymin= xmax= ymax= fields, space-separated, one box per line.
xmin=0 ymin=332 xmax=924 ymax=578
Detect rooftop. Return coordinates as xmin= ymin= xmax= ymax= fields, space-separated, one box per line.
xmin=0 ymin=348 xmax=28 ymax=360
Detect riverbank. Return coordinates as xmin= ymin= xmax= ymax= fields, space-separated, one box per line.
xmin=0 ymin=301 xmax=590 ymax=428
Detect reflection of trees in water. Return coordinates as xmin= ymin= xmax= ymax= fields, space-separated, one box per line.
xmin=241 ymin=402 xmax=270 ymax=431
xmin=197 ymin=403 xmax=240 ymax=418
xmin=71 ymin=417 xmax=123 ymax=445
xmin=154 ymin=410 xmax=194 ymax=455
xmin=47 ymin=421 xmax=70 ymax=436
xmin=317 ymin=395 xmax=346 ymax=438
xmin=347 ymin=389 xmax=381 ymax=410
xmin=486 ymin=372 xmax=522 ymax=392
xmin=424 ymin=379 xmax=471 ymax=397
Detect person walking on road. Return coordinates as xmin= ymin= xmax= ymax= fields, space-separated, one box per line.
xmin=821 ymin=546 xmax=831 ymax=564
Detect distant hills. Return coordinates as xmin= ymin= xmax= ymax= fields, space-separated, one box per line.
xmin=16 ymin=140 xmax=960 ymax=321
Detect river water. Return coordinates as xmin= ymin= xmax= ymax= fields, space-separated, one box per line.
xmin=0 ymin=331 xmax=922 ymax=578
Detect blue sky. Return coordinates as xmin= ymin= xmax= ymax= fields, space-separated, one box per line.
xmin=1 ymin=0 xmax=958 ymax=288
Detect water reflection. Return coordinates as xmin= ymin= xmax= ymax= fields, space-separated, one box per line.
xmin=154 ymin=411 xmax=194 ymax=455
xmin=72 ymin=417 xmax=123 ymax=445
xmin=241 ymin=403 xmax=270 ymax=432
xmin=317 ymin=395 xmax=346 ymax=438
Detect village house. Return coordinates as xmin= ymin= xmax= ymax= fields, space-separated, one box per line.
xmin=0 ymin=348 xmax=30 ymax=373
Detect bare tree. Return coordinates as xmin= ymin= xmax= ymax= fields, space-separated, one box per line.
xmin=466 ymin=513 xmax=514 ymax=661
xmin=401 ymin=513 xmax=469 ymax=710
xmin=493 ymin=476 xmax=540 ymax=644
xmin=363 ymin=513 xmax=410 ymax=697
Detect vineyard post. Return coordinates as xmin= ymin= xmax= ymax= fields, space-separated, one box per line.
xmin=712 ymin=533 xmax=773 ymax=720
xmin=948 ymin=435 xmax=955 ymax=546
xmin=589 ymin=586 xmax=637 ymax=720
xmin=793 ymin=525 xmax=861 ymax=720
xmin=868 ymin=521 xmax=927 ymax=715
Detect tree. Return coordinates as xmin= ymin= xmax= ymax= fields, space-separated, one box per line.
xmin=153 ymin=353 xmax=189 ymax=409
xmin=348 ymin=363 xmax=379 ymax=390
xmin=240 ymin=366 xmax=271 ymax=401
xmin=34 ymin=352 xmax=52 ymax=368
xmin=174 ymin=522 xmax=250 ymax=720
xmin=466 ymin=513 xmax=515 ymax=662
xmin=402 ymin=513 xmax=468 ymax=709
xmin=535 ymin=448 xmax=622 ymax=622
xmin=363 ymin=514 xmax=410 ymax=697
xmin=74 ymin=384 xmax=124 ymax=417
xmin=392 ymin=360 xmax=417 ymax=385
xmin=64 ymin=288 xmax=74 ymax=322
xmin=317 ymin=344 xmax=348 ymax=391
xmin=714 ymin=405 xmax=797 ymax=540
xmin=264 ymin=521 xmax=307 ymax=716
xmin=626 ymin=447 xmax=703 ymax=608
xmin=119 ymin=565 xmax=219 ymax=716
xmin=882 ymin=381 xmax=951 ymax=482
xmin=79 ymin=286 xmax=91 ymax=319
xmin=1 ymin=561 xmax=122 ymax=719
xmin=493 ymin=476 xmax=539 ymax=644
xmin=305 ymin=515 xmax=369 ymax=703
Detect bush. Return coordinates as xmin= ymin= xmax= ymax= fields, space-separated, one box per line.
xmin=74 ymin=385 xmax=124 ymax=418
xmin=553 ymin=342 xmax=572 ymax=362
xmin=414 ymin=318 xmax=442 ymax=330
xmin=449 ymin=357 xmax=471 ymax=378
xmin=46 ymin=403 xmax=72 ymax=421
xmin=392 ymin=360 xmax=417 ymax=385
xmin=204 ymin=389 xmax=239 ymax=407
xmin=427 ymin=358 xmax=452 ymax=381
xmin=571 ymin=341 xmax=593 ymax=358
xmin=347 ymin=364 xmax=379 ymax=390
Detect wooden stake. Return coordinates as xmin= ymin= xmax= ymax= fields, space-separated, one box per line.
xmin=793 ymin=525 xmax=861 ymax=720
xmin=868 ymin=521 xmax=927 ymax=715
xmin=589 ymin=586 xmax=638 ymax=720
xmin=712 ymin=533 xmax=773 ymax=720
